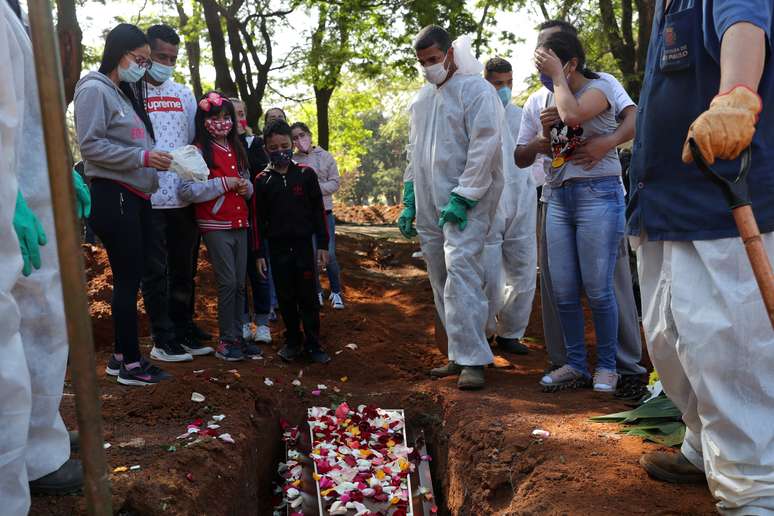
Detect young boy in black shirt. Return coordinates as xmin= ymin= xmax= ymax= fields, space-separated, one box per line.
xmin=251 ymin=120 xmax=331 ymax=363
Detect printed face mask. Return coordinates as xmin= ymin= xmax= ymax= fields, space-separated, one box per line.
xmin=118 ymin=60 xmax=146 ymax=83
xmin=497 ymin=86 xmax=512 ymax=107
xmin=269 ymin=149 xmax=293 ymax=166
xmin=295 ymin=135 xmax=312 ymax=153
xmin=148 ymin=61 xmax=174 ymax=83
xmin=204 ymin=118 xmax=233 ymax=138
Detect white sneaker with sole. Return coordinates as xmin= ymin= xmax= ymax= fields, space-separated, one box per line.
xmin=330 ymin=292 xmax=345 ymax=310
xmin=255 ymin=324 xmax=272 ymax=343
xmin=593 ymin=369 xmax=619 ymax=393
xmin=242 ymin=322 xmax=257 ymax=341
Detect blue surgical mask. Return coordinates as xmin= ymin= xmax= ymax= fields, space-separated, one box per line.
xmin=269 ymin=149 xmax=293 ymax=167
xmin=539 ymin=73 xmax=554 ymax=92
xmin=118 ymin=60 xmax=146 ymax=83
xmin=497 ymin=86 xmax=512 ymax=107
xmin=147 ymin=61 xmax=174 ymax=83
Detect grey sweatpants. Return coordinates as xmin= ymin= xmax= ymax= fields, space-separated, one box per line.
xmin=538 ymin=201 xmax=646 ymax=376
xmin=202 ymin=229 xmax=248 ymax=342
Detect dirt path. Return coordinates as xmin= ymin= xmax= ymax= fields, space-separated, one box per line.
xmin=31 ymin=227 xmax=715 ymax=515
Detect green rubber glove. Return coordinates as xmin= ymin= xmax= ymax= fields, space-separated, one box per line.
xmin=438 ymin=192 xmax=478 ymax=231
xmin=397 ymin=181 xmax=418 ymax=239
xmin=73 ymin=170 xmax=91 ymax=219
xmin=13 ymin=190 xmax=47 ymax=276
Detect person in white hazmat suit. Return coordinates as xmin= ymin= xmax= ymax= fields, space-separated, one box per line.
xmin=397 ymin=25 xmax=503 ymax=390
xmin=482 ymin=57 xmax=537 ymax=355
xmin=0 ymin=0 xmax=88 ymax=513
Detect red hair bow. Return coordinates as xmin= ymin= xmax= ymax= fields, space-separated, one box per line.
xmin=198 ymin=92 xmax=227 ymax=112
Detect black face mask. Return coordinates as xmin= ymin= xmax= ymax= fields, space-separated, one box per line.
xmin=269 ymin=149 xmax=293 ymax=166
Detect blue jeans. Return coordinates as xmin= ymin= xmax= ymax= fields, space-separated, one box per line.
xmin=313 ymin=211 xmax=342 ymax=294
xmin=546 ymin=176 xmax=625 ymax=374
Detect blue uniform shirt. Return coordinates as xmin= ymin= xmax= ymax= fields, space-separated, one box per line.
xmin=628 ymin=0 xmax=774 ymax=241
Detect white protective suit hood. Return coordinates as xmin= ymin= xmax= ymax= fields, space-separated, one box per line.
xmin=451 ymin=35 xmax=484 ymax=76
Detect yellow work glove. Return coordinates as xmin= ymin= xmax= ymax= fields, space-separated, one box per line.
xmin=682 ymin=85 xmax=762 ymax=165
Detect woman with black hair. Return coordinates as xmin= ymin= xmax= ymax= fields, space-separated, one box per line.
xmin=533 ymin=31 xmax=627 ymax=394
xmin=74 ymin=23 xmax=173 ymax=386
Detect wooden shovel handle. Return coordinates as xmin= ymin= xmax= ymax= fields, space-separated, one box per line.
xmin=733 ymin=205 xmax=774 ymax=330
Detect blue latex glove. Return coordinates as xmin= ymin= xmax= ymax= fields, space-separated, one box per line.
xmin=73 ymin=170 xmax=91 ymax=219
xmin=438 ymin=193 xmax=478 ymax=231
xmin=13 ymin=190 xmax=47 ymax=276
xmin=397 ymin=181 xmax=418 ymax=239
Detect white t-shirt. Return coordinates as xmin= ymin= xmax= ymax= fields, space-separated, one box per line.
xmin=517 ymin=72 xmax=635 ymax=187
xmin=145 ymin=79 xmax=197 ymax=208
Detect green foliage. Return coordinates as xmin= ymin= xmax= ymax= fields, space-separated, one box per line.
xmin=591 ymin=394 xmax=685 ymax=447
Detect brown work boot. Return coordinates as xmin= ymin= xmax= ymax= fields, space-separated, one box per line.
xmin=457 ymin=366 xmax=485 ymax=390
xmin=640 ymin=452 xmax=706 ymax=484
xmin=430 ymin=361 xmax=463 ymax=378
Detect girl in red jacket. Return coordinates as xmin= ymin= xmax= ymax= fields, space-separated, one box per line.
xmin=179 ymin=91 xmax=258 ymax=361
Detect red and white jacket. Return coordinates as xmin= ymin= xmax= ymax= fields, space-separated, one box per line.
xmin=178 ymin=141 xmax=253 ymax=232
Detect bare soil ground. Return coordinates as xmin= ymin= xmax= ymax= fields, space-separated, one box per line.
xmin=30 ymin=225 xmax=715 ymax=515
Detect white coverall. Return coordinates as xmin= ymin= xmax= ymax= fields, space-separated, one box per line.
xmin=635 ymin=234 xmax=774 ymax=515
xmin=406 ymin=72 xmax=504 ymax=367
xmin=0 ymin=3 xmax=71 ymax=514
xmin=483 ymin=103 xmax=537 ymax=339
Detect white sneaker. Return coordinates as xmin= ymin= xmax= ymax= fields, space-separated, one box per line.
xmin=242 ymin=322 xmax=257 ymax=341
xmin=255 ymin=324 xmax=272 ymax=343
xmin=330 ymin=292 xmax=345 ymax=310
xmin=317 ymin=292 xmax=324 ymax=307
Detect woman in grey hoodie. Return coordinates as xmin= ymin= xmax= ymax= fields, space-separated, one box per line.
xmin=74 ymin=23 xmax=173 ymax=387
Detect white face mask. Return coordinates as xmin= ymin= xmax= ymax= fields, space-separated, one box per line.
xmin=421 ymin=53 xmax=450 ymax=85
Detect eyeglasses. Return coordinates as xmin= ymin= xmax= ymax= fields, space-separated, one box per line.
xmin=127 ymin=51 xmax=153 ymax=70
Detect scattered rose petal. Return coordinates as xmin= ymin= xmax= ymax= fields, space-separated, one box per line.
xmin=212 ymin=415 xmax=226 ymax=422
xmin=112 ymin=466 xmax=128 ymax=473
xmin=335 ymin=350 xmax=343 ymax=355
xmin=103 ymin=443 xmax=111 ymax=449
xmin=311 ymin=389 xmax=321 ymax=396
xmin=291 ymin=379 xmax=302 ymax=387
xmin=191 ymin=392 xmax=206 ymax=403
xmin=193 ymin=369 xmax=205 ymax=374
xmin=317 ymin=384 xmax=328 ymax=390
xmin=185 ymin=472 xmax=194 ymax=482
xmin=340 ymin=376 xmax=348 ymax=383
xmin=118 ymin=437 xmax=145 ymax=449
xmin=130 ymin=465 xmax=141 ymax=471
xmin=345 ymin=343 xmax=358 ymax=350
xmin=219 ymin=433 xmax=235 ymax=444
xmin=531 ymin=428 xmax=550 ymax=439
xmin=264 ymin=378 xmax=274 ymax=387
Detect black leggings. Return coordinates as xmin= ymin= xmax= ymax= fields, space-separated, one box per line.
xmin=89 ymin=179 xmax=152 ymax=363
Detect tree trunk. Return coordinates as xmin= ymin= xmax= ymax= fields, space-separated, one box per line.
xmin=599 ymin=0 xmax=638 ymax=95
xmin=56 ymin=0 xmax=82 ymax=105
xmin=315 ymin=86 xmax=334 ymax=151
xmin=176 ymin=1 xmax=202 ymax=99
xmin=200 ymin=0 xmax=237 ymax=96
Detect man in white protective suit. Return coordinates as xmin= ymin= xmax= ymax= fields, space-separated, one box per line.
xmin=397 ymin=25 xmax=503 ymax=390
xmin=481 ymin=56 xmax=537 ymax=356
xmin=0 ymin=1 xmax=86 ymax=513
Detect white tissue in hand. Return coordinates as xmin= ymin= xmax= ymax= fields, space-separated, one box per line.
xmin=169 ymin=145 xmax=209 ymax=182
